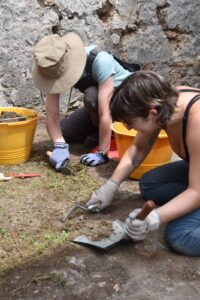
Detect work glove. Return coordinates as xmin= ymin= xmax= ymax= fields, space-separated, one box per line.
xmin=80 ymin=151 xmax=109 ymax=166
xmin=86 ymin=179 xmax=119 ymax=210
xmin=49 ymin=142 xmax=69 ymax=171
xmin=124 ymin=208 xmax=160 ymax=242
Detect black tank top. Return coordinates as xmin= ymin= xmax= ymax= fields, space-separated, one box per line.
xmin=181 ymin=89 xmax=200 ymax=162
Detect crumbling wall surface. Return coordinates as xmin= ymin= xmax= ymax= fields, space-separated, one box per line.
xmin=0 ymin=0 xmax=199 ymax=109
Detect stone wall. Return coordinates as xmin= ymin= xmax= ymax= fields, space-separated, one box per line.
xmin=0 ymin=0 xmax=199 ymax=112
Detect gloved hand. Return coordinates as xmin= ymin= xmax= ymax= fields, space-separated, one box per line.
xmin=80 ymin=151 xmax=109 ymax=166
xmin=49 ymin=142 xmax=69 ymax=171
xmin=124 ymin=208 xmax=160 ymax=242
xmin=86 ymin=179 xmax=119 ymax=210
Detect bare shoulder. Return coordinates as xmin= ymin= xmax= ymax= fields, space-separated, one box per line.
xmin=187 ymin=116 xmax=200 ymax=166
xmin=176 ymin=85 xmax=200 ymax=91
xmin=187 ymin=104 xmax=200 ymax=145
xmin=190 ymin=102 xmax=200 ymax=121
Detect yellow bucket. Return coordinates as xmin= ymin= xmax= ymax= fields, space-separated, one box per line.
xmin=0 ymin=107 xmax=39 ymax=165
xmin=111 ymin=122 xmax=173 ymax=180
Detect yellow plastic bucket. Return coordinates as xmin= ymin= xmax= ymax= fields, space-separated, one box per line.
xmin=0 ymin=107 xmax=39 ymax=165
xmin=111 ymin=122 xmax=173 ymax=180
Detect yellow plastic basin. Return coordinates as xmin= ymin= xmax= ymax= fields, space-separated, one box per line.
xmin=0 ymin=107 xmax=39 ymax=165
xmin=111 ymin=122 xmax=173 ymax=180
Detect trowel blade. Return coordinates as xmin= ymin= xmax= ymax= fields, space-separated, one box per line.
xmin=72 ymin=219 xmax=127 ymax=251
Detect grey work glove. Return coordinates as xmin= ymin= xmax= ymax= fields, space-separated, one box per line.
xmin=86 ymin=179 xmax=119 ymax=211
xmin=124 ymin=208 xmax=160 ymax=242
xmin=49 ymin=142 xmax=69 ymax=171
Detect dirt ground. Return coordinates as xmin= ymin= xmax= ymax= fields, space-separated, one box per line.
xmin=0 ymin=117 xmax=200 ymax=300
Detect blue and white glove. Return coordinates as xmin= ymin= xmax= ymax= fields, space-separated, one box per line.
xmin=124 ymin=209 xmax=160 ymax=242
xmin=80 ymin=151 xmax=109 ymax=166
xmin=49 ymin=142 xmax=69 ymax=171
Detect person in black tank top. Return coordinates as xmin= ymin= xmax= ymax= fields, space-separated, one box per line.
xmin=88 ymin=71 xmax=200 ymax=256
xmin=181 ymin=89 xmax=200 ymax=162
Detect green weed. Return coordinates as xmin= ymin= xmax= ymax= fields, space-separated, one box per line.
xmin=0 ymin=227 xmax=9 ymax=236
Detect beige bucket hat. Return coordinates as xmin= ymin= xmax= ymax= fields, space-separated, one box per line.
xmin=32 ymin=33 xmax=86 ymax=93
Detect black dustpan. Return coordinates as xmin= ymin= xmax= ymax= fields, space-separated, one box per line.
xmin=73 ymin=200 xmax=155 ymax=251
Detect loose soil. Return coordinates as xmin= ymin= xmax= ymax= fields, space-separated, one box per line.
xmin=0 ymin=117 xmax=200 ymax=300
xmin=0 ymin=111 xmax=26 ymax=122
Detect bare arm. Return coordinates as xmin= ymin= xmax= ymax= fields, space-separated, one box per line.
xmin=45 ymin=94 xmax=66 ymax=143
xmin=98 ymin=77 xmax=114 ymax=154
xmin=157 ymin=114 xmax=200 ymax=224
xmin=111 ymin=129 xmax=160 ymax=184
xmin=86 ymin=128 xmax=160 ymax=210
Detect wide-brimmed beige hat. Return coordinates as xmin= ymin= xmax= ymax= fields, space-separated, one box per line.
xmin=32 ymin=33 xmax=86 ymax=93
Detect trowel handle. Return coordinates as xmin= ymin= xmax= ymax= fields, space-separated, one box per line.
xmin=137 ymin=200 xmax=156 ymax=220
xmin=46 ymin=151 xmax=52 ymax=158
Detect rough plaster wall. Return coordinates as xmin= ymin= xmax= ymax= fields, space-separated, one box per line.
xmin=0 ymin=0 xmax=199 ymax=111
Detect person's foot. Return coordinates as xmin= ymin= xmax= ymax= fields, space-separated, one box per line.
xmin=84 ymin=131 xmax=99 ymax=149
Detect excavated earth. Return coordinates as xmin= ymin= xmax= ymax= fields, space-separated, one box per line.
xmin=0 ymin=118 xmax=200 ymax=300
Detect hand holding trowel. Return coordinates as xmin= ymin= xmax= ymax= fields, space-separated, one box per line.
xmin=73 ymin=200 xmax=156 ymax=250
xmin=46 ymin=149 xmax=73 ymax=175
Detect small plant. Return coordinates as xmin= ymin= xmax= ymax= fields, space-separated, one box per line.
xmin=0 ymin=227 xmax=9 ymax=236
xmin=32 ymin=274 xmax=54 ymax=286
xmin=31 ymin=239 xmax=45 ymax=254
xmin=18 ymin=230 xmax=26 ymax=241
xmin=58 ymin=272 xmax=68 ymax=288
xmin=31 ymin=230 xmax=69 ymax=254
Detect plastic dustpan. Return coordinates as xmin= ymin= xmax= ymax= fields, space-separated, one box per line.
xmin=73 ymin=201 xmax=156 ymax=251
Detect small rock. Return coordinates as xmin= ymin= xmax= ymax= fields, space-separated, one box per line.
xmin=113 ymin=283 xmax=120 ymax=292
xmin=44 ymin=0 xmax=55 ymax=6
xmin=111 ymin=34 xmax=121 ymax=45
xmin=97 ymin=282 xmax=107 ymax=287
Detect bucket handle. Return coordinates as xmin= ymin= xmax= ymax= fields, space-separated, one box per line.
xmin=0 ymin=114 xmax=37 ymax=123
xmin=0 ymin=115 xmax=38 ymax=126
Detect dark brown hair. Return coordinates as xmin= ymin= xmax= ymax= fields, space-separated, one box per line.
xmin=110 ymin=71 xmax=179 ymax=126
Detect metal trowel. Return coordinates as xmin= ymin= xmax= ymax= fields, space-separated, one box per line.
xmin=62 ymin=202 xmax=100 ymax=222
xmin=73 ymin=200 xmax=156 ymax=250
